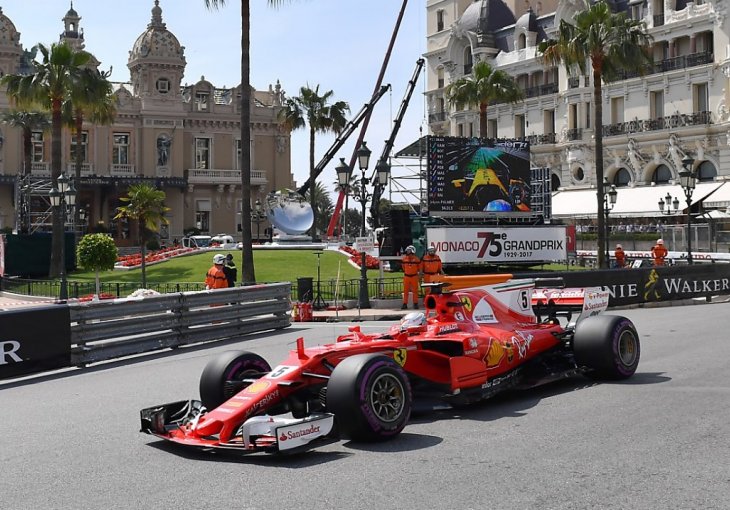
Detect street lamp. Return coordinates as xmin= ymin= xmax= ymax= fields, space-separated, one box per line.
xmin=602 ymin=178 xmax=617 ymax=268
xmin=49 ymin=173 xmax=76 ymax=301
xmin=679 ymin=155 xmax=697 ymax=264
xmin=658 ymin=192 xmax=680 ymax=215
xmin=253 ymin=199 xmax=264 ymax=243
xmin=336 ymin=142 xmax=388 ymax=309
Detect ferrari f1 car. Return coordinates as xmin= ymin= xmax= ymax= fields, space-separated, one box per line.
xmin=140 ymin=274 xmax=640 ymax=454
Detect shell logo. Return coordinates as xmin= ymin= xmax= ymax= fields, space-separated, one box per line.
xmin=244 ymin=380 xmax=271 ymax=394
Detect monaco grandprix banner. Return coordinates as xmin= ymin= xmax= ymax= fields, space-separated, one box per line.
xmin=426 ymin=226 xmax=567 ymax=264
xmin=0 ymin=306 xmax=71 ymax=379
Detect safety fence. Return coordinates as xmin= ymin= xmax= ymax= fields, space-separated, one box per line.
xmin=0 ymin=283 xmax=291 ymax=380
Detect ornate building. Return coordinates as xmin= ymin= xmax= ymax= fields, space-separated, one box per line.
xmin=424 ymin=0 xmax=730 ymax=220
xmin=0 ymin=2 xmax=293 ymax=243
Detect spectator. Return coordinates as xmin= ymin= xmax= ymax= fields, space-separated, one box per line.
xmin=205 ymin=254 xmax=228 ymax=289
xmin=651 ymin=239 xmax=668 ymax=266
xmin=420 ymin=245 xmax=444 ymax=294
xmin=614 ymin=244 xmax=626 ymax=268
xmin=401 ymin=245 xmax=421 ymax=310
xmin=223 ymin=253 xmax=237 ymax=287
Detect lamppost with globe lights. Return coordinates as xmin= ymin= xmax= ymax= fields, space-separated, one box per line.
xmin=678 ymin=155 xmax=697 ymax=264
xmin=658 ymin=192 xmax=680 ymax=216
xmin=336 ymin=142 xmax=390 ymax=309
xmin=252 ymin=198 xmax=265 ymax=243
xmin=49 ymin=173 xmax=76 ymax=301
xmin=602 ymin=178 xmax=617 ymax=268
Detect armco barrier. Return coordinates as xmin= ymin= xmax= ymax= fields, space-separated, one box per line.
xmin=0 ymin=283 xmax=291 ymax=380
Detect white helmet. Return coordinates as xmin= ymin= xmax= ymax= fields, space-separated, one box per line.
xmin=406 ymin=245 xmax=415 ymax=254
xmin=616 ymin=244 xmax=622 ymax=249
xmin=657 ymin=239 xmax=664 ymax=245
xmin=213 ymin=254 xmax=226 ymax=264
xmin=427 ymin=245 xmax=436 ymax=254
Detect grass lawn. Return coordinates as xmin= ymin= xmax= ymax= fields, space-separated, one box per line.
xmin=69 ymin=249 xmax=381 ymax=284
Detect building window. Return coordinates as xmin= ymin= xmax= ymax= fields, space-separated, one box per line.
xmin=464 ymin=47 xmax=473 ymax=75
xmin=694 ymin=83 xmax=708 ymax=112
xmin=488 ymin=119 xmax=498 ymax=138
xmin=468 ymin=123 xmax=474 ymax=138
xmin=31 ymin=131 xmax=44 ymax=162
xmin=195 ymin=92 xmax=209 ymax=111
xmin=70 ymin=131 xmax=88 ymax=162
xmin=551 ymin=173 xmax=561 ymax=191
xmin=235 ymin=139 xmax=242 ymax=170
xmin=437 ymin=68 xmax=444 ymax=89
xmin=544 ymin=109 xmax=555 ymax=134
xmin=195 ymin=138 xmax=211 ymax=169
xmin=195 ymin=199 xmax=211 ymax=233
xmin=517 ymin=33 xmax=527 ymax=50
xmin=113 ymin=133 xmax=129 ymax=165
xmin=436 ymin=10 xmax=445 ymax=31
xmin=652 ymin=164 xmax=672 ymax=184
xmin=585 ymin=102 xmax=591 ymax=129
xmin=610 ymin=97 xmax=624 ymax=124
xmin=515 ymin=114 xmax=525 ymax=138
xmin=457 ymin=124 xmax=464 ymax=137
xmin=156 ymin=77 xmax=170 ymax=94
xmin=569 ymin=104 xmax=578 ymax=130
xmin=614 ymin=168 xmax=632 ymax=186
xmin=697 ymin=160 xmax=716 ymax=181
xmin=650 ymin=90 xmax=664 ymax=119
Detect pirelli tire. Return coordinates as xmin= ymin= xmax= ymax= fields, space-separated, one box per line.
xmin=573 ymin=315 xmax=640 ymax=380
xmin=199 ymin=350 xmax=271 ymax=410
xmin=326 ymin=354 xmax=412 ymax=442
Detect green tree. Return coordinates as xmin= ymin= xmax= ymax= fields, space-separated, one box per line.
xmin=0 ymin=110 xmax=50 ymax=177
xmin=279 ymin=84 xmax=349 ymax=239
xmin=445 ymin=60 xmax=523 ymax=138
xmin=113 ymin=183 xmax=170 ymax=289
xmin=1 ymin=42 xmax=92 ymax=278
xmin=64 ymin=67 xmax=116 ymax=227
xmin=203 ymin=0 xmax=291 ymax=285
xmin=305 ymin=181 xmax=334 ymax=238
xmin=76 ymin=233 xmax=118 ymax=298
xmin=538 ymin=0 xmax=652 ymax=268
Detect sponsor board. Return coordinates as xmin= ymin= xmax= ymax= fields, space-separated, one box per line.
xmin=427 ymin=226 xmax=567 ymax=264
xmin=276 ymin=415 xmax=334 ymax=451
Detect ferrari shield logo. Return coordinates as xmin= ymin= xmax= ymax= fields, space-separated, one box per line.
xmin=460 ymin=296 xmax=473 ymax=312
xmin=393 ymin=348 xmax=407 ymax=367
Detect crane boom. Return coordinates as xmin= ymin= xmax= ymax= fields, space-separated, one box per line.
xmin=369 ymin=58 xmax=425 ymax=227
xmin=296 ymin=85 xmax=390 ymax=197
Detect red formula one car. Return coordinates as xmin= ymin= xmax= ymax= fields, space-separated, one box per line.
xmin=140 ymin=274 xmax=640 ymax=454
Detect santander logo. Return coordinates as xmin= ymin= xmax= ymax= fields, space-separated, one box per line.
xmin=279 ymin=424 xmax=321 ymax=442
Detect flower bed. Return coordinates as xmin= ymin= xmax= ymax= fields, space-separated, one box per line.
xmin=115 ymin=247 xmax=197 ymax=268
xmin=78 ymin=292 xmax=116 ymax=302
xmin=339 ymin=246 xmax=379 ymax=270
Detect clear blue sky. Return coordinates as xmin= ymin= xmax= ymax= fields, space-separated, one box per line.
xmin=3 ymin=0 xmax=427 ymax=201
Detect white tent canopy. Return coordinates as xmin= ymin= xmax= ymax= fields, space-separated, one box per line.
xmin=551 ymin=182 xmax=728 ymax=219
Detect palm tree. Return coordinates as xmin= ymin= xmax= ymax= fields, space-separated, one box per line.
xmin=1 ymin=42 xmax=92 ymax=278
xmin=64 ymin=67 xmax=116 ymax=227
xmin=203 ymin=0 xmax=290 ymax=285
xmin=113 ymin=183 xmax=170 ymax=289
xmin=306 ymin=181 xmax=334 ymax=237
xmin=0 ymin=110 xmax=50 ymax=177
xmin=279 ymin=84 xmax=349 ymax=239
xmin=538 ymin=0 xmax=652 ymax=268
xmin=445 ymin=60 xmax=523 ymax=138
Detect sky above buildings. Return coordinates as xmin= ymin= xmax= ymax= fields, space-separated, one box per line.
xmin=4 ymin=0 xmax=427 ymax=203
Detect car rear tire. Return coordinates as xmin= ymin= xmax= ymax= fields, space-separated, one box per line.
xmin=573 ymin=315 xmax=640 ymax=380
xmin=199 ymin=350 xmax=271 ymax=410
xmin=326 ymin=354 xmax=411 ymax=442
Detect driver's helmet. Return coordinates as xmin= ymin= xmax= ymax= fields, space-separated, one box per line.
xmin=399 ymin=311 xmax=426 ymax=331
xmin=405 ymin=245 xmax=415 ymax=254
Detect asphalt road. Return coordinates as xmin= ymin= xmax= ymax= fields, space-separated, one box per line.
xmin=1 ymin=304 xmax=729 ymax=510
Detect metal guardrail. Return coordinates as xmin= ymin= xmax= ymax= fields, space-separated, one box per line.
xmin=68 ymin=283 xmax=291 ymax=366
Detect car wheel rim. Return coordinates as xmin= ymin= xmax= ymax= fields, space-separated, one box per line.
xmin=618 ymin=330 xmax=638 ymax=366
xmin=369 ymin=373 xmax=405 ymax=423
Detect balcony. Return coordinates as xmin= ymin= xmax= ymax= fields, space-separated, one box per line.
xmin=187 ymin=168 xmax=267 ymax=186
xmin=567 ymin=128 xmax=583 ymax=141
xmin=523 ymin=83 xmax=559 ymax=99
xmin=30 ymin=162 xmax=50 ymax=176
xmin=111 ymin=164 xmax=136 ymax=177
xmin=65 ymin=163 xmax=93 ymax=176
xmin=568 ymin=77 xmax=580 ymax=89
xmin=526 ymin=133 xmax=556 ymax=145
xmin=617 ymin=52 xmax=713 ymax=80
xmin=428 ymin=110 xmax=448 ymax=123
xmin=602 ymin=111 xmax=711 ymax=137
xmin=653 ymin=14 xmax=664 ymax=26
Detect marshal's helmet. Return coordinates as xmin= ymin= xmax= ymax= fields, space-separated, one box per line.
xmin=405 ymin=245 xmax=415 ymax=254
xmin=427 ymin=246 xmax=436 ymax=254
xmin=657 ymin=239 xmax=664 ymax=245
xmin=213 ymin=254 xmax=226 ymax=264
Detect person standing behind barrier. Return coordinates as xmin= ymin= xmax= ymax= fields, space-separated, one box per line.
xmin=420 ymin=245 xmax=443 ymax=293
xmin=614 ymin=244 xmax=626 ymax=268
xmin=651 ymin=238 xmax=668 ymax=266
xmin=205 ymin=254 xmax=228 ymax=289
xmin=401 ymin=245 xmax=421 ymax=310
xmin=223 ymin=253 xmax=237 ymax=287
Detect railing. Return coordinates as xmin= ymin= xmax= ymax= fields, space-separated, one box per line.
xmin=291 ymin=277 xmax=406 ymax=303
xmin=428 ymin=110 xmax=448 ymax=123
xmin=526 ymin=133 xmax=556 ymax=145
xmin=617 ymin=52 xmax=713 ymax=80
xmin=111 ymin=164 xmax=135 ymax=176
xmin=653 ymin=14 xmax=665 ymax=26
xmin=568 ymin=77 xmax=580 ymax=89
xmin=523 ymin=83 xmax=558 ymax=98
xmin=65 ymin=163 xmax=93 ymax=176
xmin=602 ymin=111 xmax=711 ymax=137
xmin=30 ymin=162 xmax=50 ymax=176
xmin=567 ymin=128 xmax=583 ymax=141
xmin=187 ymin=168 xmax=267 ymax=185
